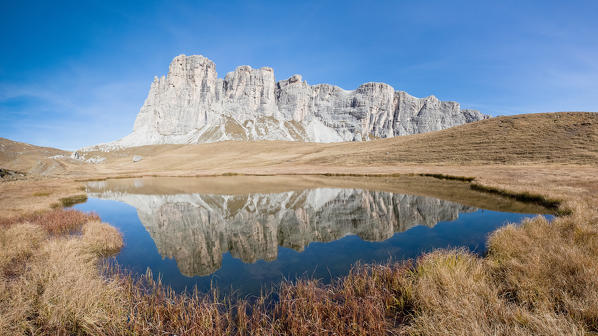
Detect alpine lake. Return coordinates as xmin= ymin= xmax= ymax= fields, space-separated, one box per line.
xmin=73 ymin=175 xmax=554 ymax=297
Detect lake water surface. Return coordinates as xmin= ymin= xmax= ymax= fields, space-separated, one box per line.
xmin=74 ymin=175 xmax=552 ymax=296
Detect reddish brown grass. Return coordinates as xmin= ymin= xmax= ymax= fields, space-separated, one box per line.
xmin=270 ymin=264 xmax=412 ymax=335
xmin=117 ymin=263 xmax=413 ymax=336
xmin=121 ymin=271 xmax=237 ymax=335
xmin=115 ymin=250 xmax=585 ymax=336
xmin=0 ymin=208 xmax=99 ymax=235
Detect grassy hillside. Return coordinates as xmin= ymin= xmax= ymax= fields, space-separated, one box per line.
xmin=70 ymin=112 xmax=597 ymax=177
xmin=0 ymin=137 xmax=73 ymax=175
xmin=0 ymin=137 xmax=67 ymax=162
xmin=325 ymin=111 xmax=598 ymax=165
xmin=1 ymin=112 xmax=596 ymax=177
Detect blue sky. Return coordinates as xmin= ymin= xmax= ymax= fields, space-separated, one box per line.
xmin=1 ymin=0 xmax=597 ymax=150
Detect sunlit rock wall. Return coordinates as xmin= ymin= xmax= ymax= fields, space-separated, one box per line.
xmin=82 ymin=54 xmax=489 ymax=151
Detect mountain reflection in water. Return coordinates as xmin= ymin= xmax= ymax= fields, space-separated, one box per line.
xmin=78 ymin=176 xmax=551 ymax=295
xmin=88 ymin=187 xmax=474 ymax=276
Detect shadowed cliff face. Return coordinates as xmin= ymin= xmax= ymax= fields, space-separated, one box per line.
xmin=88 ymin=188 xmax=475 ymax=277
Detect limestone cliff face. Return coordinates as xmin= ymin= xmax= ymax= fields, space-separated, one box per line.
xmin=88 ymin=188 xmax=475 ymax=277
xmin=88 ymin=55 xmax=488 ymax=149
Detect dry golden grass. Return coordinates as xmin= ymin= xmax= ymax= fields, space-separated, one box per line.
xmin=4 ymin=112 xmax=592 ymax=179
xmin=267 ymin=264 xmax=410 ymax=335
xmin=0 ymin=178 xmax=87 ymax=217
xmin=81 ymin=221 xmax=123 ymax=256
xmin=26 ymin=238 xmax=126 ymax=335
xmin=0 ymin=137 xmax=67 ymax=165
xmin=487 ymin=205 xmax=598 ymax=331
xmin=0 ymin=211 xmax=125 ymax=335
xmin=0 ymin=208 xmax=99 ymax=235
xmin=0 ymin=223 xmax=46 ymax=278
xmin=120 ymin=273 xmax=238 ymax=335
xmin=104 ymin=248 xmax=590 ymax=335
xmin=317 ymin=112 xmax=598 ymax=166
xmin=111 ymin=262 xmax=412 ymax=335
xmin=43 ymin=112 xmax=593 ymax=179
xmin=406 ymin=250 xmax=584 ymax=335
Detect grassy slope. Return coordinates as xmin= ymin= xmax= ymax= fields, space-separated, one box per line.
xmin=2 ymin=112 xmax=596 ymax=177
xmin=68 ymin=112 xmax=597 ymax=177
xmin=0 ymin=137 xmax=79 ymax=176
xmin=323 ymin=111 xmax=598 ymax=165
xmin=0 ymin=137 xmax=68 ymax=164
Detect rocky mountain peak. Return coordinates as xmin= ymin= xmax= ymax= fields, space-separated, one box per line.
xmin=82 ymin=54 xmax=489 ymax=151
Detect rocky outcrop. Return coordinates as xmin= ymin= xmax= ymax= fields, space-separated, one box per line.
xmin=88 ymin=187 xmax=476 ymax=277
xmin=83 ymin=55 xmax=488 ymax=150
xmin=0 ymin=168 xmax=25 ymax=181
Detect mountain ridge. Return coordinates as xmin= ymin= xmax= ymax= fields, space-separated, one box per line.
xmin=81 ymin=54 xmax=488 ymax=151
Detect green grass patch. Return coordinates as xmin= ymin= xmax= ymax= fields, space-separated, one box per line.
xmin=322 ymin=173 xmax=403 ymax=177
xmin=221 ymin=172 xmax=241 ymax=176
xmin=470 ymin=183 xmax=567 ymax=214
xmin=33 ymin=192 xmax=51 ymax=197
xmin=419 ymin=173 xmax=475 ymax=182
xmin=58 ymin=194 xmax=88 ymax=208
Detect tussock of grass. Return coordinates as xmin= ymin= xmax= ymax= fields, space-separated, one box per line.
xmin=82 ymin=221 xmax=123 ymax=256
xmin=406 ymin=250 xmax=583 ymax=335
xmin=33 ymin=191 xmax=52 ymax=197
xmin=0 ymin=211 xmax=125 ymax=335
xmin=269 ymin=264 xmax=411 ymax=335
xmin=0 ymin=223 xmax=47 ymax=277
xmin=120 ymin=271 xmax=238 ymax=335
xmin=26 ymin=238 xmax=126 ymax=334
xmin=487 ymin=207 xmax=598 ymax=332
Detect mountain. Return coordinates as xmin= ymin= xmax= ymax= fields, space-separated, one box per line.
xmin=84 ymin=54 xmax=488 ymax=150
